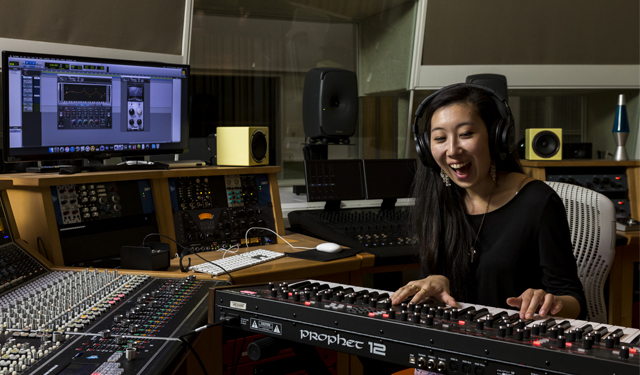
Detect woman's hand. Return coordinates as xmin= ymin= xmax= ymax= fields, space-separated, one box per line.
xmin=390 ymin=275 xmax=458 ymax=307
xmin=506 ymin=289 xmax=563 ymax=319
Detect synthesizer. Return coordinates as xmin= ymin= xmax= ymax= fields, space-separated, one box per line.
xmin=212 ymin=280 xmax=640 ymax=375
xmin=0 ymin=241 xmax=223 ymax=375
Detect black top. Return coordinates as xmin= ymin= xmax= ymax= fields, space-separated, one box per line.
xmin=456 ymin=180 xmax=587 ymax=319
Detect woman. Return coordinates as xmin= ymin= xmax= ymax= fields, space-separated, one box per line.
xmin=391 ymin=84 xmax=587 ymax=321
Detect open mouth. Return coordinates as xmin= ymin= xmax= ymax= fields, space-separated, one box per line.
xmin=450 ymin=162 xmax=471 ymax=176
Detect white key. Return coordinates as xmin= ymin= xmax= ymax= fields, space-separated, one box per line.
xmin=621 ymin=328 xmax=640 ymax=344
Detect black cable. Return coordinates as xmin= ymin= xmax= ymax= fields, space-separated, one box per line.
xmin=178 ymin=336 xmax=209 ymax=375
xmin=36 ymin=237 xmax=49 ymax=260
xmin=231 ymin=331 xmax=247 ymax=375
xmin=141 ymin=233 xmax=236 ymax=285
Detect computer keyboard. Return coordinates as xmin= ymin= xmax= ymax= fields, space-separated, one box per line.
xmin=190 ymin=249 xmax=285 ymax=276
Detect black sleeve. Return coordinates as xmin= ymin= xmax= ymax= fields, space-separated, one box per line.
xmin=537 ymin=192 xmax=588 ymax=320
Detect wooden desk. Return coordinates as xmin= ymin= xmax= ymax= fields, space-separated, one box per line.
xmin=0 ymin=166 xmax=284 ymax=265
xmin=609 ymin=232 xmax=639 ymax=327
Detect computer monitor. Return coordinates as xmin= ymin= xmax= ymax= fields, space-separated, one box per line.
xmin=2 ymin=51 xmax=189 ymax=164
xmin=363 ymin=159 xmax=416 ymax=199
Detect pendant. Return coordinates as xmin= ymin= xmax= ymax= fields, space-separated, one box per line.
xmin=469 ymin=247 xmax=477 ymax=263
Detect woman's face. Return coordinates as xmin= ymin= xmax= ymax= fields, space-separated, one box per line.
xmin=429 ymin=102 xmax=493 ymax=190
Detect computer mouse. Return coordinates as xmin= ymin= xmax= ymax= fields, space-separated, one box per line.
xmin=316 ymin=242 xmax=342 ymax=253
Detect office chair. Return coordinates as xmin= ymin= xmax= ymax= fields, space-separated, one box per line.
xmin=545 ymin=181 xmax=616 ymax=323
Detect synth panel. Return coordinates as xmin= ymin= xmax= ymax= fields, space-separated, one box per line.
xmin=212 ymin=280 xmax=640 ymax=375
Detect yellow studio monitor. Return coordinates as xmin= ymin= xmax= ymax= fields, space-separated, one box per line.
xmin=216 ymin=127 xmax=269 ymax=166
xmin=525 ymin=128 xmax=562 ymax=161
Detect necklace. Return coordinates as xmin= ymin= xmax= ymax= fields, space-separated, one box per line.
xmin=469 ymin=184 xmax=496 ymax=263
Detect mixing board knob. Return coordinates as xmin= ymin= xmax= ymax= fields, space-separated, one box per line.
xmin=549 ymin=327 xmax=558 ymax=339
xmin=410 ymin=313 xmax=419 ymax=323
xmin=531 ymin=324 xmax=540 ymax=336
xmin=476 ymin=319 xmax=484 ymax=331
xmin=515 ymin=328 xmax=524 ymax=341
xmin=126 ymin=346 xmax=136 ymax=361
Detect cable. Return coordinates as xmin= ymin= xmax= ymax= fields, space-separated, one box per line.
xmin=232 ymin=331 xmax=247 ymax=375
xmin=36 ymin=237 xmax=49 ymax=260
xmin=243 ymin=227 xmax=317 ymax=251
xmin=178 ymin=336 xmax=209 ymax=375
xmin=141 ymin=233 xmax=236 ymax=284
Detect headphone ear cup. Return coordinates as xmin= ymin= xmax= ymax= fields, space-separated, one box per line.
xmin=418 ymin=132 xmax=439 ymax=170
xmin=490 ymin=118 xmax=516 ymax=161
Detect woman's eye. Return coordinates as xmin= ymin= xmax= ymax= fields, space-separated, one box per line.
xmin=460 ymin=132 xmax=473 ymax=137
xmin=433 ymin=137 xmax=445 ymax=142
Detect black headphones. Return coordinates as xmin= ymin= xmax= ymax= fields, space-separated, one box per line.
xmin=413 ymin=83 xmax=516 ymax=170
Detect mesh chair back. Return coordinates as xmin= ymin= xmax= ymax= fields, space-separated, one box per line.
xmin=545 ymin=181 xmax=616 ymax=323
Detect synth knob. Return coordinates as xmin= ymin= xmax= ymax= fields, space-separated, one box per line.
xmin=515 ymin=328 xmax=524 ymax=341
xmin=515 ymin=319 xmax=526 ymax=329
xmin=137 ymin=108 xmax=142 ymax=115
xmin=398 ymin=311 xmax=407 ymax=322
xmin=531 ymin=324 xmax=540 ymax=336
xmin=292 ymin=292 xmax=300 ymax=302
xmin=407 ymin=302 xmax=416 ymax=312
xmin=475 ymin=319 xmax=484 ymax=330
xmin=450 ymin=308 xmax=459 ymax=320
xmin=523 ymin=327 xmax=531 ymax=339
xmin=129 ymin=119 xmax=134 ymax=125
xmin=303 ymin=291 xmax=311 ymax=301
xmin=443 ymin=310 xmax=451 ymax=321
xmin=605 ymin=336 xmax=614 ymax=348
xmin=593 ymin=332 xmax=602 ymax=343
xmin=505 ymin=323 xmax=514 ymax=336
xmin=565 ymin=329 xmax=576 ymax=342
xmin=425 ymin=314 xmax=434 ymax=327
xmin=583 ymin=336 xmax=593 ymax=349
xmin=484 ymin=314 xmax=494 ymax=328
xmin=269 ymin=289 xmax=277 ymax=298
xmin=410 ymin=314 xmax=419 ymax=323
xmin=557 ymin=336 xmax=566 ymax=348
xmin=369 ymin=298 xmax=378 ymax=308
xmin=620 ymin=346 xmax=630 ymax=360
xmin=386 ymin=310 xmax=396 ymax=319
xmin=378 ymin=300 xmax=390 ymax=310
xmin=362 ymin=295 xmax=370 ymax=304
xmin=549 ymin=327 xmax=558 ymax=339
xmin=137 ymin=119 xmax=142 ymax=125
xmin=613 ymin=333 xmax=621 ymax=346
xmin=436 ymin=307 xmax=445 ymax=317
xmin=498 ymin=326 xmax=506 ymax=338
xmin=539 ymin=323 xmax=548 ymax=334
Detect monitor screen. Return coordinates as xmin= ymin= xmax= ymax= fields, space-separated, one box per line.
xmin=305 ymin=160 xmax=365 ymax=202
xmin=2 ymin=51 xmax=189 ymax=163
xmin=363 ymin=159 xmax=417 ymax=199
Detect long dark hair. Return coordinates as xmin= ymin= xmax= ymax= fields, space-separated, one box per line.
xmin=411 ymin=85 xmax=523 ymax=301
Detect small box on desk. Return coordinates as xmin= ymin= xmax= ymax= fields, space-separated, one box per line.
xmin=120 ymin=243 xmax=170 ymax=271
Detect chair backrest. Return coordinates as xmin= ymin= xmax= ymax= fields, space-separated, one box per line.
xmin=545 ymin=181 xmax=616 ymax=323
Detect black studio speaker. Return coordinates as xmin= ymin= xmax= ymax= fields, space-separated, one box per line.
xmin=563 ymin=143 xmax=592 ymax=159
xmin=303 ymin=68 xmax=358 ymax=142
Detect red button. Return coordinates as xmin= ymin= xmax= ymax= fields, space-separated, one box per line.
xmin=368 ymin=312 xmax=375 ymax=317
xmin=458 ymin=320 xmax=466 ymax=326
xmin=304 ymin=301 xmax=311 ymax=306
xmin=533 ymin=341 xmax=541 ymax=347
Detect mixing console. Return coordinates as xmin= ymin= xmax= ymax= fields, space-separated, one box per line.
xmin=0 ymin=242 xmax=221 ymax=375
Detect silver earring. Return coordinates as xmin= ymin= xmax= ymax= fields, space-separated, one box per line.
xmin=490 ymin=160 xmax=497 ymax=182
xmin=440 ymin=170 xmax=451 ymax=187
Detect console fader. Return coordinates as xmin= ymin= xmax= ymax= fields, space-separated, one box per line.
xmin=0 ymin=241 xmax=222 ymax=375
xmin=170 ymin=174 xmax=277 ymax=253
